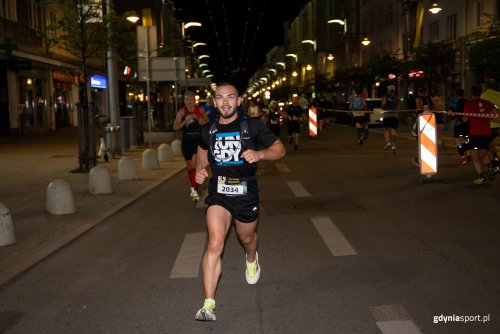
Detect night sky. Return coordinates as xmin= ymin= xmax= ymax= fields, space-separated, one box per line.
xmin=170 ymin=0 xmax=309 ymax=91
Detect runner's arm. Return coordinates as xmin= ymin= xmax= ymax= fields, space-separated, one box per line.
xmin=173 ymin=109 xmax=187 ymax=131
xmin=241 ymin=139 xmax=286 ymax=163
xmin=195 ymin=146 xmax=210 ymax=184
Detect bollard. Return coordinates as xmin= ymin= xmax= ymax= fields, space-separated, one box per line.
xmin=142 ymin=149 xmax=159 ymax=170
xmin=46 ymin=180 xmax=76 ymax=215
xmin=89 ymin=166 xmax=113 ymax=194
xmin=0 ymin=203 xmax=16 ymax=246
xmin=171 ymin=139 xmax=182 ymax=156
xmin=158 ymin=143 xmax=173 ymax=162
xmin=118 ymin=156 xmax=138 ymax=180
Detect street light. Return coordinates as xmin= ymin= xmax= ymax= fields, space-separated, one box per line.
xmin=429 ymin=2 xmax=442 ymax=14
xmin=193 ymin=42 xmax=206 ymax=48
xmin=286 ymin=53 xmax=298 ymax=61
xmin=361 ymin=37 xmax=371 ymax=46
xmin=301 ymin=39 xmax=316 ymax=51
xmin=125 ymin=11 xmax=140 ymax=23
xmin=327 ymin=19 xmax=347 ymax=34
xmin=182 ymin=21 xmax=202 ymax=38
xmin=328 ymin=18 xmax=348 ymax=71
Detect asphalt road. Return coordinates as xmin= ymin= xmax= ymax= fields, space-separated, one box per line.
xmin=1 ymin=124 xmax=499 ymax=333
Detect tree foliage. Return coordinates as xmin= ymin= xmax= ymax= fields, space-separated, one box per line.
xmin=410 ymin=41 xmax=454 ymax=89
xmin=468 ymin=15 xmax=500 ymax=79
xmin=47 ymin=0 xmax=108 ymax=62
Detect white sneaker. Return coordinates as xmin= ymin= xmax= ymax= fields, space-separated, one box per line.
xmin=195 ymin=299 xmax=216 ymax=321
xmin=245 ymin=252 xmax=261 ymax=285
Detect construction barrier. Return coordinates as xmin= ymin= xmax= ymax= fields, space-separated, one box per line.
xmin=309 ymin=107 xmax=317 ymax=136
xmin=418 ymin=111 xmax=437 ymax=176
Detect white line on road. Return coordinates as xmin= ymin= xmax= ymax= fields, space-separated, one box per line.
xmin=311 ymin=217 xmax=357 ymax=256
xmin=170 ymin=232 xmax=206 ymax=278
xmin=275 ymin=162 xmax=290 ymax=172
xmin=370 ymin=304 xmax=423 ymax=334
xmin=287 ymin=181 xmax=311 ymax=197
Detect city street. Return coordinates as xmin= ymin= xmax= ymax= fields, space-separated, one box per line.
xmin=0 ymin=124 xmax=499 ymax=334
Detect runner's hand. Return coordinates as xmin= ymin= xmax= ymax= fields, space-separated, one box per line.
xmin=195 ymin=168 xmax=209 ymax=184
xmin=241 ymin=149 xmax=262 ymax=164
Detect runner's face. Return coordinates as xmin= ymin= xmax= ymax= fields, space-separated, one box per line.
xmin=215 ymin=85 xmax=241 ymax=120
xmin=185 ymin=94 xmax=195 ymax=108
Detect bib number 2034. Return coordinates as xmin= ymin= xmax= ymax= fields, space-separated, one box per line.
xmin=217 ymin=184 xmax=245 ymax=195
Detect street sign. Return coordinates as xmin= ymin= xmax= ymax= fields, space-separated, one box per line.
xmin=178 ymin=78 xmax=211 ymax=87
xmin=138 ymin=57 xmax=186 ymax=82
xmin=136 ymin=26 xmax=157 ymax=58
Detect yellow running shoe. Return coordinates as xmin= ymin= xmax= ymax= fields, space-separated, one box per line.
xmin=245 ymin=252 xmax=261 ymax=285
xmin=195 ymin=298 xmax=216 ymax=321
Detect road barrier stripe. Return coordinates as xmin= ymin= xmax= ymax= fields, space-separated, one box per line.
xmin=311 ymin=217 xmax=357 ymax=256
xmin=170 ymin=232 xmax=206 ymax=278
xmin=418 ymin=112 xmax=437 ymax=176
xmin=287 ymin=181 xmax=311 ymax=197
xmin=309 ymin=107 xmax=318 ymax=136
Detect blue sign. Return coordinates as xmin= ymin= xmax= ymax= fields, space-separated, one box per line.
xmin=90 ymin=75 xmax=107 ymax=89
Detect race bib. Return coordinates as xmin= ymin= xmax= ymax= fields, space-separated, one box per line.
xmin=217 ymin=176 xmax=247 ymax=195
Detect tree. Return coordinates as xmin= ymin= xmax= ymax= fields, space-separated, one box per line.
xmin=45 ymin=0 xmax=109 ymax=171
xmin=411 ymin=41 xmax=454 ymax=92
xmin=468 ymin=15 xmax=500 ymax=80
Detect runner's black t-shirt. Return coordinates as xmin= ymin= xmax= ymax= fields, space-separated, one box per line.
xmin=199 ymin=116 xmax=278 ymax=181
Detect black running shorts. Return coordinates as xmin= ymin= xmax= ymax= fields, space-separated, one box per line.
xmin=181 ymin=135 xmax=201 ymax=161
xmin=205 ymin=191 xmax=259 ymax=223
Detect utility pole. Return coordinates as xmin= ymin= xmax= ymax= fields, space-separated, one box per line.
xmin=402 ymin=0 xmax=411 ymax=109
xmin=106 ymin=0 xmax=121 ymax=157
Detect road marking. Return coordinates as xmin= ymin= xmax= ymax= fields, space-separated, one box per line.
xmin=311 ymin=217 xmax=357 ymax=256
xmin=370 ymin=304 xmax=422 ymax=334
xmin=275 ymin=162 xmax=290 ymax=172
xmin=287 ymin=181 xmax=311 ymax=197
xmin=170 ymin=232 xmax=206 ymax=278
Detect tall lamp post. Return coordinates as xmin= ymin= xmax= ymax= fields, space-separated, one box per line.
xmin=328 ymin=19 xmax=348 ymax=71
xmin=106 ymin=0 xmax=120 ymax=156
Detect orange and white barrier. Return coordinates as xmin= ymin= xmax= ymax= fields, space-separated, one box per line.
xmin=418 ymin=111 xmax=437 ymax=176
xmin=309 ymin=107 xmax=317 ymax=136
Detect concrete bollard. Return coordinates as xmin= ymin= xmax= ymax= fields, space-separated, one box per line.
xmin=118 ymin=156 xmax=138 ymax=180
xmin=89 ymin=166 xmax=113 ymax=194
xmin=0 ymin=203 xmax=16 ymax=246
xmin=171 ymin=139 xmax=182 ymax=156
xmin=158 ymin=143 xmax=173 ymax=162
xmin=142 ymin=149 xmax=159 ymax=170
xmin=46 ymin=180 xmax=76 ymax=215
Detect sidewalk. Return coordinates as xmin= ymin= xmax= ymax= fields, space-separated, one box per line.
xmin=0 ymin=128 xmax=186 ymax=286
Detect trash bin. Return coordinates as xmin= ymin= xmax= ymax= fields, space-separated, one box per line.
xmin=120 ymin=116 xmax=136 ymax=151
xmin=104 ymin=124 xmax=119 ymax=157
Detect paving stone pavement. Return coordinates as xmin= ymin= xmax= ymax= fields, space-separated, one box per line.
xmin=0 ymin=128 xmax=186 ymax=286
